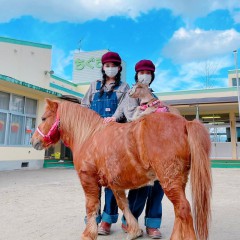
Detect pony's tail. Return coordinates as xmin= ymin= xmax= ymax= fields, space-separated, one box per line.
xmin=186 ymin=120 xmax=212 ymax=240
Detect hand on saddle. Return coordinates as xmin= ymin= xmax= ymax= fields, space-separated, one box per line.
xmin=103 ymin=117 xmax=116 ymax=123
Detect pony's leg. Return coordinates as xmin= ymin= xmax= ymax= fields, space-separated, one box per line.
xmin=78 ymin=171 xmax=100 ymax=240
xmin=112 ymin=189 xmax=143 ymax=240
xmin=163 ymin=185 xmax=196 ymax=240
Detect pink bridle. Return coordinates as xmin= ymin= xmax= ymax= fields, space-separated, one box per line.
xmin=37 ymin=117 xmax=60 ymax=147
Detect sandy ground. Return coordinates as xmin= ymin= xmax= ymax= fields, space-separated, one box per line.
xmin=0 ymin=168 xmax=239 ymax=240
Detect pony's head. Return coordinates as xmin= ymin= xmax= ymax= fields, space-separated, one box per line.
xmin=31 ymin=98 xmax=61 ymax=150
xmin=129 ymin=83 xmax=148 ymax=99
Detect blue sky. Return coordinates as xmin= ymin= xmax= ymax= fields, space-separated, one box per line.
xmin=0 ymin=0 xmax=240 ymax=92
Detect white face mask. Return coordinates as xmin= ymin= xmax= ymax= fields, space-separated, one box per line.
xmin=104 ymin=67 xmax=119 ymax=78
xmin=137 ymin=74 xmax=152 ymax=85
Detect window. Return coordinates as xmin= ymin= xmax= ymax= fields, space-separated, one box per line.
xmin=232 ymin=78 xmax=240 ymax=87
xmin=25 ymin=98 xmax=37 ymax=115
xmin=9 ymin=114 xmax=24 ymax=145
xmin=11 ymin=95 xmax=24 ymax=113
xmin=0 ymin=91 xmax=37 ymax=146
xmin=235 ymin=114 xmax=240 ymax=142
xmin=0 ymin=91 xmax=10 ymax=110
xmin=0 ymin=112 xmax=7 ymax=144
xmin=207 ymin=126 xmax=231 ymax=142
xmin=24 ymin=117 xmax=36 ymax=145
xmin=184 ymin=113 xmax=231 ymax=142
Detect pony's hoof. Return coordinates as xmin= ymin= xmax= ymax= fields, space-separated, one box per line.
xmin=81 ymin=233 xmax=96 ymax=240
xmin=80 ymin=237 xmax=92 ymax=240
xmin=126 ymin=229 xmax=143 ymax=240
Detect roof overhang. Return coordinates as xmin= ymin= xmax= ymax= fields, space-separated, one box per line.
xmin=0 ymin=74 xmax=62 ymax=97
xmin=165 ymin=96 xmax=238 ymax=106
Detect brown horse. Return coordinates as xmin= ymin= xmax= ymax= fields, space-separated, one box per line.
xmin=31 ymin=99 xmax=212 ymax=240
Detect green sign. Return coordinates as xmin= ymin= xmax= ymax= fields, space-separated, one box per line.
xmin=75 ymin=57 xmax=102 ymax=70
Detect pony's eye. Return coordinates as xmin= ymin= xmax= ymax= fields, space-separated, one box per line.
xmin=41 ymin=117 xmax=46 ymax=121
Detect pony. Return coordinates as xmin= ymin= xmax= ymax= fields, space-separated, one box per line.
xmin=129 ymin=82 xmax=181 ymax=120
xmin=31 ymin=98 xmax=212 ymax=240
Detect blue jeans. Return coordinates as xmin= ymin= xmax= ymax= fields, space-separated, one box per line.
xmin=122 ymin=181 xmax=164 ymax=228
xmin=101 ymin=187 xmax=119 ymax=224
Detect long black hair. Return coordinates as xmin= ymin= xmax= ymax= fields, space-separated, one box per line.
xmin=99 ymin=62 xmax=122 ymax=97
xmin=134 ymin=72 xmax=155 ymax=85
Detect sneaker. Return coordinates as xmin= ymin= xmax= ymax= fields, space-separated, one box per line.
xmin=121 ymin=223 xmax=128 ymax=233
xmin=146 ymin=227 xmax=162 ymax=239
xmin=98 ymin=222 xmax=111 ymax=235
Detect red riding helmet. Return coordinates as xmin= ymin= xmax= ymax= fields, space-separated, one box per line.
xmin=101 ymin=52 xmax=122 ymax=64
xmin=135 ymin=60 xmax=155 ymax=72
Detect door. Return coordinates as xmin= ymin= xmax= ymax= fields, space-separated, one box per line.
xmin=206 ymin=124 xmax=232 ymax=159
xmin=236 ymin=125 xmax=240 ymax=159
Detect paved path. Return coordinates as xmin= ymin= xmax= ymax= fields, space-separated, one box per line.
xmin=0 ymin=168 xmax=239 ymax=240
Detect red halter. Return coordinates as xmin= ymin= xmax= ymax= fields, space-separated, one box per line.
xmin=37 ymin=116 xmax=60 ymax=147
xmin=140 ymin=100 xmax=169 ymax=113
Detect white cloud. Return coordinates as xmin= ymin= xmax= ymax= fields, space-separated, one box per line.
xmin=153 ymin=56 xmax=231 ymax=92
xmin=0 ymin=0 xmax=239 ymax=23
xmin=0 ymin=0 xmax=153 ymax=23
xmin=153 ymin=68 xmax=204 ymax=92
xmin=151 ymin=69 xmax=172 ymax=92
xmin=160 ymin=0 xmax=240 ymax=23
xmin=162 ymin=28 xmax=240 ymax=64
xmin=233 ymin=10 xmax=240 ymax=23
xmin=160 ymin=27 xmax=239 ymax=90
xmin=51 ymin=46 xmax=74 ymax=80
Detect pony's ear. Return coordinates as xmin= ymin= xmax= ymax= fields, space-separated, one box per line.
xmin=45 ymin=98 xmax=59 ymax=112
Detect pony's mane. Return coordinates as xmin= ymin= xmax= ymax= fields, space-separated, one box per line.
xmin=58 ymin=101 xmax=103 ymax=145
xmin=59 ymin=101 xmax=101 ymax=124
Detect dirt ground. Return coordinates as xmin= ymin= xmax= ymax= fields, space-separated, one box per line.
xmin=0 ymin=168 xmax=239 ymax=240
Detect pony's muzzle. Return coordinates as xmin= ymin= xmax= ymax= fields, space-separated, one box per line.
xmin=128 ymin=89 xmax=135 ymax=97
xmin=31 ymin=138 xmax=44 ymax=150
